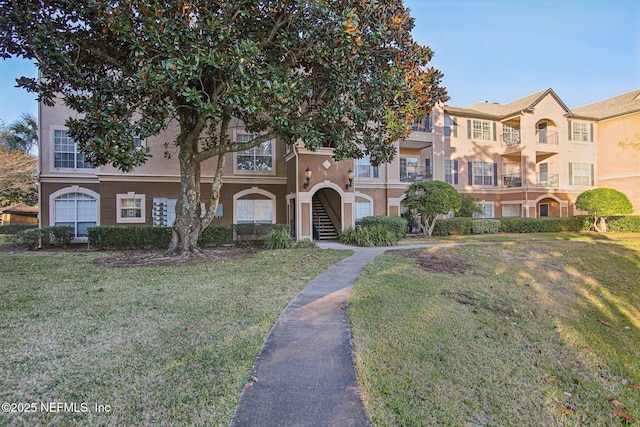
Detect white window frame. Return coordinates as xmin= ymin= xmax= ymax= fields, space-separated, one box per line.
xmin=571 ymin=122 xmax=590 ymax=142
xmin=233 ymin=131 xmax=275 ymax=175
xmin=51 ymin=127 xmax=94 ymax=170
xmin=569 ymin=162 xmax=593 ymax=186
xmin=116 ymin=193 xmax=146 ymax=224
xmin=473 ymin=161 xmax=493 ymax=186
xmin=444 ymin=159 xmax=453 ymax=184
xmin=472 ymin=120 xmax=492 ymax=140
xmin=232 ymin=188 xmax=277 ymax=226
xmin=474 ymin=202 xmax=494 ymax=219
xmin=49 ymin=186 xmax=100 ymax=242
xmin=355 ymin=201 xmax=372 ymax=221
xmin=355 ymin=155 xmax=372 ymax=178
xmin=502 ymin=203 xmax=522 ymax=218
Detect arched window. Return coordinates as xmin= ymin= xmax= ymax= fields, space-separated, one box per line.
xmin=54 ymin=193 xmax=97 ymax=237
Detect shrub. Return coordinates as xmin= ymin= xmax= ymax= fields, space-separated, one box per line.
xmin=607 ymin=216 xmax=640 ymax=232
xmin=264 ymin=228 xmax=294 ymax=249
xmin=339 ymin=226 xmax=397 ymax=247
xmin=197 ymin=225 xmax=229 ymax=246
xmin=12 ymin=226 xmax=75 ymax=249
xmin=0 ymin=224 xmax=37 ymax=234
xmin=233 ymin=223 xmax=289 ymax=240
xmin=432 ymin=218 xmax=472 ymax=236
xmin=294 ymin=238 xmax=317 ymax=249
xmin=88 ymin=226 xmax=171 ymax=249
xmin=13 ymin=228 xmax=41 ymax=249
xmin=471 ymin=219 xmax=501 ymax=234
xmin=361 ymin=216 xmax=408 ymax=239
xmin=498 ymin=217 xmax=590 ymax=233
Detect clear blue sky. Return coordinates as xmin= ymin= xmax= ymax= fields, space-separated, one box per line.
xmin=1 ymin=0 xmax=638 ymax=125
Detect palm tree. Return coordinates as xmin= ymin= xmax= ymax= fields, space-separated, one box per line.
xmin=4 ymin=113 xmax=37 ymax=153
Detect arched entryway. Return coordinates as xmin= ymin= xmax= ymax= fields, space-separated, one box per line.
xmin=312 ymin=188 xmax=342 ymax=240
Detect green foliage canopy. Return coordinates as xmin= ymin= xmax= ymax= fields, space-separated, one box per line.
xmin=575 ymin=188 xmax=633 ymax=232
xmin=1 ymin=0 xmax=448 ymax=253
xmin=405 ymin=180 xmax=460 ymax=236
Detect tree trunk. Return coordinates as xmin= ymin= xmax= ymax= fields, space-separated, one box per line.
xmin=168 ymin=151 xmax=203 ymax=255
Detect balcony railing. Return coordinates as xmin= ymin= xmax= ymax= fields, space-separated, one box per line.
xmin=410 ymin=116 xmax=432 ymax=133
xmin=502 ymin=132 xmax=521 ymax=147
xmin=502 ymin=173 xmax=522 ymax=188
xmin=536 ymin=130 xmax=559 ymax=145
xmin=536 ymin=173 xmax=559 ymax=188
xmin=400 ymin=166 xmax=433 ymax=182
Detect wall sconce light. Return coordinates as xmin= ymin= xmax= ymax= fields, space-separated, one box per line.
xmin=303 ymin=167 xmax=312 ymax=188
xmin=346 ymin=168 xmax=354 ymax=189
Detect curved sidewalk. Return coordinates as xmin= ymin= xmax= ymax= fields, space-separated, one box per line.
xmin=230 ymin=243 xmax=389 ymax=427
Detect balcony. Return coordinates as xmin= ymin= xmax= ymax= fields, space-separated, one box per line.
xmin=536 ymin=173 xmax=559 ymax=188
xmin=536 ymin=130 xmax=558 ymax=145
xmin=501 ymin=131 xmax=521 ymax=147
xmin=410 ymin=115 xmax=432 ymax=133
xmin=400 ymin=166 xmax=433 ymax=182
xmin=502 ymin=173 xmax=522 ymax=188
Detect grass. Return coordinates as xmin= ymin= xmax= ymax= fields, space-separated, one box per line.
xmin=0 ymin=247 xmax=350 ymax=426
xmin=350 ymin=233 xmax=640 ymax=426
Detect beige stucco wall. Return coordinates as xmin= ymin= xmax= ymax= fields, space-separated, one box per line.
xmin=596 ymin=112 xmax=640 ymax=213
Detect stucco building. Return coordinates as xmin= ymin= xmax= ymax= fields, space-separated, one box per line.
xmin=38 ymin=88 xmax=639 ymax=241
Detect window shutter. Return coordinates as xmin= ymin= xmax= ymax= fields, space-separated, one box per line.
xmin=568 ymin=121 xmax=572 ymax=140
xmin=468 ymin=161 xmax=473 ymax=185
xmin=568 ymin=162 xmax=573 ymax=185
xmin=493 ymin=163 xmax=498 ymax=186
xmin=452 ymin=119 xmax=458 ymax=137
xmin=425 ymin=159 xmax=431 ymax=179
xmin=493 ymin=122 xmax=497 ymax=141
xmin=590 ymin=164 xmax=594 ymax=186
xmin=453 ymin=160 xmax=459 ymax=185
xmin=467 ymin=120 xmax=471 ymax=139
xmin=373 ymin=166 xmax=379 ymax=178
xmin=589 ymin=124 xmax=594 ymax=142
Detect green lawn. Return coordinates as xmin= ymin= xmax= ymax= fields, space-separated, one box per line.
xmin=0 ymin=247 xmax=350 ymax=426
xmin=350 ymin=234 xmax=640 ymax=426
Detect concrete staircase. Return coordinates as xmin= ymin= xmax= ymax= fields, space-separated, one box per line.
xmin=312 ymin=197 xmax=339 ymax=240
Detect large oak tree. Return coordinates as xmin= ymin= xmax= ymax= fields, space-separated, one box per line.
xmin=1 ymin=0 xmax=447 ymax=254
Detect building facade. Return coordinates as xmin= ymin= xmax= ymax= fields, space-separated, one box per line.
xmin=38 ymin=88 xmax=639 ymax=242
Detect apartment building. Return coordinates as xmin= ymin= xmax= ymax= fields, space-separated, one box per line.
xmin=38 ymin=88 xmax=638 ymax=242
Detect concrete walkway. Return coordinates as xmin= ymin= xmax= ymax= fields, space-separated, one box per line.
xmin=229 ymin=243 xmax=390 ymax=427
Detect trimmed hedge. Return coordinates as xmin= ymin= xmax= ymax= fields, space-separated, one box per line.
xmin=432 ymin=218 xmax=473 ymax=236
xmin=13 ymin=226 xmax=74 ymax=249
xmin=0 ymin=224 xmax=38 ymax=234
xmin=339 ymin=226 xmax=397 ymax=247
xmin=498 ymin=217 xmax=591 ymax=233
xmin=87 ymin=225 xmax=229 ymax=249
xmin=361 ymin=215 xmax=408 ymax=239
xmin=606 ymin=216 xmax=640 ymax=232
xmin=233 ymin=223 xmax=289 ymax=240
xmin=471 ymin=219 xmax=501 ymax=234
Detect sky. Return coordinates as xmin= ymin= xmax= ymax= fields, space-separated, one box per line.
xmin=0 ymin=0 xmax=639 ymax=125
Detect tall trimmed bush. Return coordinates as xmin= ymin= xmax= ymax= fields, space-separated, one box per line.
xmin=361 ymin=216 xmax=408 ymax=239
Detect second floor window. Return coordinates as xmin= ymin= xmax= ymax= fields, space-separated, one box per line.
xmin=469 ymin=119 xmax=493 ymax=141
xmin=444 ymin=159 xmax=459 ymax=185
xmin=354 ymin=155 xmax=378 ymax=178
xmin=569 ymin=162 xmax=594 ymax=186
xmin=570 ymin=122 xmax=593 ymax=142
xmin=236 ymin=134 xmax=273 ymax=171
xmin=472 ymin=161 xmax=494 ymax=186
xmin=54 ymin=130 xmax=93 ymax=169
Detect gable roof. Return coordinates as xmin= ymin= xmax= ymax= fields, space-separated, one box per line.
xmin=571 ymin=89 xmax=640 ymax=120
xmin=0 ymin=203 xmax=39 ymax=215
xmin=444 ymin=88 xmax=572 ymax=119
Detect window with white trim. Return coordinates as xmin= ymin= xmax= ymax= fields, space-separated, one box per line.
xmin=116 ymin=193 xmax=146 ymax=223
xmin=444 ymin=159 xmax=459 ymax=184
xmin=355 ymin=201 xmax=371 ymax=220
xmin=502 ymin=204 xmax=521 ymax=218
xmin=236 ymin=199 xmax=273 ymax=224
xmin=473 ymin=162 xmax=493 ymax=186
xmin=474 ymin=202 xmax=494 ymax=219
xmin=54 ymin=130 xmax=93 ymax=169
xmin=54 ymin=193 xmax=97 ymax=237
xmin=355 ymin=155 xmax=371 ymax=178
xmin=236 ymin=134 xmax=274 ymax=171
xmin=569 ymin=162 xmax=593 ymax=186
xmin=471 ymin=120 xmax=492 ymax=140
xmin=571 ymin=122 xmax=590 ymax=142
